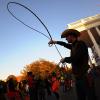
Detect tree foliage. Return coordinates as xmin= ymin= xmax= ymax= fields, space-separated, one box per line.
xmin=21 ymin=59 xmax=58 ymax=79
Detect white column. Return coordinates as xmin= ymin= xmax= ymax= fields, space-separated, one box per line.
xmin=87 ymin=29 xmax=100 ymax=57
xmin=95 ymin=27 xmax=100 ymax=36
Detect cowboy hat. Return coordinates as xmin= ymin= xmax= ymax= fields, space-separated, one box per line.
xmin=61 ymin=29 xmax=80 ymax=38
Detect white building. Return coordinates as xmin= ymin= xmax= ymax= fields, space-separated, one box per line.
xmin=67 ymin=14 xmax=100 ymax=66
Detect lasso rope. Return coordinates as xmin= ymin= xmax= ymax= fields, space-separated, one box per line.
xmin=7 ymin=2 xmax=63 ymax=59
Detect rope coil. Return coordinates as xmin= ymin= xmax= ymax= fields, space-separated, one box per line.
xmin=7 ymin=2 xmax=63 ymax=59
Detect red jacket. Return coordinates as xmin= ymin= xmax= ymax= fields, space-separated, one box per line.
xmin=7 ymin=90 xmax=21 ymax=100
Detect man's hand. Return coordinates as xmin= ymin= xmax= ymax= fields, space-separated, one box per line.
xmin=60 ymin=58 xmax=65 ymax=63
xmin=48 ymin=40 xmax=57 ymax=46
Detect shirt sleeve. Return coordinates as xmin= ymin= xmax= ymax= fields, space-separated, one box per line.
xmin=64 ymin=57 xmax=72 ymax=63
xmin=56 ymin=41 xmax=72 ymax=49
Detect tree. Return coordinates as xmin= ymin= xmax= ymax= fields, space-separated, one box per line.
xmin=21 ymin=59 xmax=58 ymax=79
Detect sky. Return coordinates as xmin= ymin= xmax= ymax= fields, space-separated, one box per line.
xmin=0 ymin=0 xmax=100 ymax=80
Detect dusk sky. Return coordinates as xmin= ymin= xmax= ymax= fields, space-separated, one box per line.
xmin=0 ymin=0 xmax=100 ymax=80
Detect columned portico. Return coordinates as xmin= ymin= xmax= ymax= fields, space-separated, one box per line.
xmin=87 ymin=29 xmax=100 ymax=57
xmin=96 ymin=27 xmax=100 ymax=36
xmin=67 ymin=14 xmax=100 ymax=66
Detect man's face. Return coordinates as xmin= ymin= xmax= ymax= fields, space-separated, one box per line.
xmin=65 ymin=35 xmax=73 ymax=43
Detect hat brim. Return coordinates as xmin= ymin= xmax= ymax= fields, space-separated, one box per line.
xmin=61 ymin=29 xmax=80 ymax=38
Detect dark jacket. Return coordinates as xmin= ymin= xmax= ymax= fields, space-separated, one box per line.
xmin=57 ymin=40 xmax=89 ymax=78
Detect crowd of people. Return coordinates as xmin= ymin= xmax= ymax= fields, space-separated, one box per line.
xmin=0 ymin=65 xmax=100 ymax=100
xmin=0 ymin=68 xmax=72 ymax=100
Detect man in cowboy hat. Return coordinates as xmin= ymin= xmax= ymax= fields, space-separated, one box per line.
xmin=48 ymin=29 xmax=97 ymax=100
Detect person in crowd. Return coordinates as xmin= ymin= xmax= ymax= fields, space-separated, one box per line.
xmin=0 ymin=80 xmax=7 ymax=100
xmin=27 ymin=71 xmax=38 ymax=100
xmin=51 ymin=74 xmax=60 ymax=100
xmin=37 ymin=78 xmax=46 ymax=100
xmin=7 ymin=78 xmax=21 ymax=100
xmin=18 ymin=80 xmax=29 ymax=100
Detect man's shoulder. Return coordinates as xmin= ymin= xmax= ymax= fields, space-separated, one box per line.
xmin=78 ymin=40 xmax=85 ymax=43
xmin=77 ymin=40 xmax=87 ymax=46
xmin=74 ymin=40 xmax=88 ymax=51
